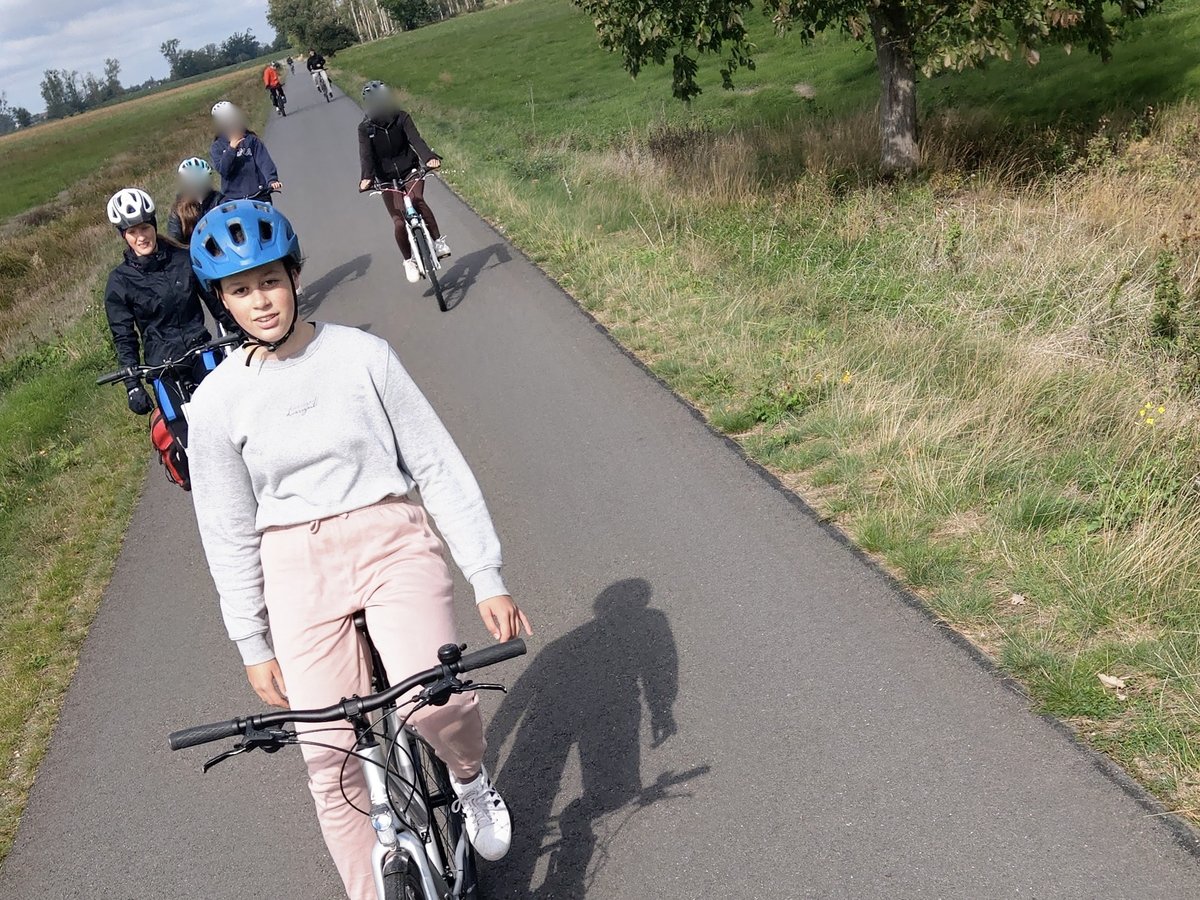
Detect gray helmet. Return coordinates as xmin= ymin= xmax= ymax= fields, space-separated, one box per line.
xmin=361 ymin=80 xmax=387 ymax=100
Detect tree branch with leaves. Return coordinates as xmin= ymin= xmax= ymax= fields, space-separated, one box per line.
xmin=574 ymin=0 xmax=1163 ymax=176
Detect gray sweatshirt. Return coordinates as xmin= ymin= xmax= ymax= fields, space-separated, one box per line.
xmin=188 ymin=322 xmax=507 ymax=665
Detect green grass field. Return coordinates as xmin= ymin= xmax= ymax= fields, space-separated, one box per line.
xmin=0 ymin=68 xmax=270 ymax=859
xmin=335 ymin=0 xmax=1200 ymax=821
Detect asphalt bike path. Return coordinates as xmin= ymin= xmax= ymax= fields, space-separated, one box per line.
xmin=4 ymin=80 xmax=1200 ymax=900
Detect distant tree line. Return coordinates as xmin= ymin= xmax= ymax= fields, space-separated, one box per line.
xmin=0 ymin=93 xmax=34 ymax=134
xmin=161 ymin=30 xmax=290 ymax=81
xmin=39 ymin=59 xmax=124 ymax=121
xmin=267 ymin=0 xmax=486 ymax=55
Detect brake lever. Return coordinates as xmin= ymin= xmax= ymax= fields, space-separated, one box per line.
xmin=201 ymin=724 xmax=291 ymax=773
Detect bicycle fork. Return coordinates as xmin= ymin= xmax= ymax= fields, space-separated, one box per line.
xmin=357 ymin=732 xmax=450 ymax=900
xmin=404 ymin=204 xmax=439 ymax=278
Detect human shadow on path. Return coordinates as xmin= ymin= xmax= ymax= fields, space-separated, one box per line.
xmin=298 ymin=253 xmax=371 ymax=316
xmin=436 ymin=242 xmax=511 ymax=312
xmin=483 ymin=578 xmax=707 ymax=898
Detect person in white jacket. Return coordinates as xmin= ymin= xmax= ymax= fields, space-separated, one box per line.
xmin=187 ymin=199 xmax=531 ymax=900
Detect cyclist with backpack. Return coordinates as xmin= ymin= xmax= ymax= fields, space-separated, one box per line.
xmin=186 ymin=200 xmax=531 ymax=900
xmin=210 ymin=100 xmax=283 ymax=202
xmin=166 ymin=157 xmax=219 ymax=244
xmin=358 ymin=81 xmax=450 ymax=284
xmin=103 ymin=188 xmax=227 ymax=447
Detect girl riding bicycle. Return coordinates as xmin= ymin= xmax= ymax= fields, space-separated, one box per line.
xmin=166 ymin=157 xmax=219 ymax=244
xmin=186 ymin=200 xmax=531 ymax=900
xmin=210 ymin=101 xmax=283 ymax=202
xmin=358 ymin=81 xmax=450 ymax=284
xmin=103 ymin=188 xmax=227 ymax=442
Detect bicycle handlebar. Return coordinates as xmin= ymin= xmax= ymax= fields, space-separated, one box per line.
xmin=95 ymin=333 xmax=242 ymax=386
xmin=360 ymin=167 xmax=435 ymax=194
xmin=168 ymin=638 xmax=526 ymax=751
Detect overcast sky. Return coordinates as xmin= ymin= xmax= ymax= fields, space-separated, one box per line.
xmin=1 ymin=0 xmax=275 ymax=112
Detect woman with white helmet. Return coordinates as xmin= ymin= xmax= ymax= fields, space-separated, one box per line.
xmin=209 ymin=100 xmax=282 ymax=202
xmin=167 ymin=157 xmax=219 ymax=243
xmin=103 ymin=187 xmax=228 ymax=437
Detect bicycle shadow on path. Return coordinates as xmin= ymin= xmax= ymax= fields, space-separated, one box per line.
xmin=483 ymin=578 xmax=708 ymax=898
xmin=437 ymin=242 xmax=511 ymax=312
xmin=298 ymin=253 xmax=372 ymax=317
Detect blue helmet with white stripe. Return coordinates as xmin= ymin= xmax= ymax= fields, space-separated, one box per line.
xmin=190 ymin=200 xmax=302 ymax=291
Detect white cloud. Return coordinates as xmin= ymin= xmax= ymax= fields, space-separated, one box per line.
xmin=1 ymin=0 xmax=274 ymax=111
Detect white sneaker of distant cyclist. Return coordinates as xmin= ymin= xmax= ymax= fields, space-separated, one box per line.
xmin=403 ymin=258 xmax=420 ymax=283
xmin=449 ymin=765 xmax=511 ymax=861
xmin=434 ymin=236 xmax=452 ymax=259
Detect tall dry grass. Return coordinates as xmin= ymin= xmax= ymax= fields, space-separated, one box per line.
xmin=436 ymin=96 xmax=1200 ymax=819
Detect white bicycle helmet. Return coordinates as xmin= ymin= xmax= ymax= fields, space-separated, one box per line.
xmin=106 ymin=188 xmax=156 ymax=230
xmin=211 ymin=100 xmax=237 ymax=118
xmin=177 ymin=157 xmax=213 ymax=189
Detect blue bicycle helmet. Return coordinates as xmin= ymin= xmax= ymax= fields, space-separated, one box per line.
xmin=190 ymin=199 xmax=302 ymax=292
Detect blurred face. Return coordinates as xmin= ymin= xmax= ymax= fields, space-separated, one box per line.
xmin=218 ymin=260 xmax=298 ymax=344
xmin=366 ymin=88 xmax=397 ymax=120
xmin=123 ymin=223 xmax=157 ymax=256
xmin=179 ymin=172 xmax=211 ymax=198
xmin=215 ymin=110 xmax=244 ymax=137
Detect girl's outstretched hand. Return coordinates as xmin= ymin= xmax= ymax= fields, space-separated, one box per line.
xmin=246 ymin=658 xmax=289 ymax=708
xmin=478 ymin=595 xmax=532 ymax=642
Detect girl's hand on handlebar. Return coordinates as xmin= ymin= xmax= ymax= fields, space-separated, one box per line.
xmin=359 ymin=178 xmax=373 ymax=192
xmin=426 ymin=158 xmax=441 ymax=170
xmin=270 ymin=181 xmax=283 ymax=192
xmin=246 ymin=659 xmax=289 ymax=708
xmin=477 ymin=595 xmax=532 ymax=642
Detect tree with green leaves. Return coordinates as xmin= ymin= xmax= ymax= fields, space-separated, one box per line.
xmin=572 ymin=0 xmax=1162 ymax=176
xmin=268 ymin=0 xmax=359 ymax=54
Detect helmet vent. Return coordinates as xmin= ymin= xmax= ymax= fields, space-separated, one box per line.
xmin=203 ymin=235 xmax=225 ymax=260
xmin=259 ymin=220 xmax=275 ymax=243
xmin=228 ymin=222 xmax=247 ymax=246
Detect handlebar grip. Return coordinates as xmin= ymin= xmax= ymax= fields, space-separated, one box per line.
xmin=96 ymin=370 xmax=131 ymax=386
xmin=453 ymin=639 xmax=527 ymax=674
xmin=169 ymin=718 xmax=243 ymax=751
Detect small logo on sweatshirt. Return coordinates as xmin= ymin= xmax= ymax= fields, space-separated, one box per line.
xmin=286 ymin=399 xmax=317 ymax=417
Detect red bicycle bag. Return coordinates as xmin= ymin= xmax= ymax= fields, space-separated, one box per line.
xmin=149 ymin=408 xmax=191 ymax=491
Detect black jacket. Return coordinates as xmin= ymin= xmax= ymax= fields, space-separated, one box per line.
xmin=103 ymin=241 xmax=225 ymax=376
xmin=358 ymin=112 xmax=437 ymax=183
xmin=307 ymin=54 xmax=326 ymax=71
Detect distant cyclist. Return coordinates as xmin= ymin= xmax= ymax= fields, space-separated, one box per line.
xmin=167 ymin=157 xmax=219 ymax=244
xmin=358 ymin=81 xmax=449 ymax=283
xmin=286 ymin=55 xmax=295 ymax=74
xmin=103 ymin=188 xmax=227 ymax=442
xmin=306 ymin=48 xmax=332 ymax=98
xmin=209 ymin=100 xmax=282 ymax=202
xmin=263 ymin=63 xmax=286 ymax=115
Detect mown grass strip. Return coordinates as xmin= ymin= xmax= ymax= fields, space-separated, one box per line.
xmin=0 ymin=70 xmax=270 ymax=860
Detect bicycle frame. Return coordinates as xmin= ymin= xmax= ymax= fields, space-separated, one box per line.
xmin=312 ymin=69 xmax=331 ymax=96
xmin=372 ymin=175 xmax=441 ymax=279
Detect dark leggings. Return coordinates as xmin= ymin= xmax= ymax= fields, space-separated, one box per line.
xmin=382 ymin=179 xmax=440 ymax=260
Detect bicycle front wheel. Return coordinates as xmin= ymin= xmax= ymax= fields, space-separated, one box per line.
xmin=415 ymin=235 xmax=446 ymax=312
xmin=383 ymin=863 xmax=427 ymax=900
xmin=410 ymin=733 xmax=478 ymax=896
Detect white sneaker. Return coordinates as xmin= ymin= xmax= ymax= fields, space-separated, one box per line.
xmin=403 ymin=259 xmax=420 ymax=283
xmin=434 ymin=236 xmax=452 ymax=259
xmin=449 ymin=765 xmax=511 ymax=861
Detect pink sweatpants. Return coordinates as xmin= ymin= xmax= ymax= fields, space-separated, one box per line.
xmin=260 ymin=498 xmax=486 ymax=900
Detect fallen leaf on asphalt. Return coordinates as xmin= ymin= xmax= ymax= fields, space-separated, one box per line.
xmin=1098 ymin=673 xmax=1126 ymax=689
xmin=1009 ymin=593 xmax=1027 ymax=605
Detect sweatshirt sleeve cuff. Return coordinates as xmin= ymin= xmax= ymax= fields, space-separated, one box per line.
xmin=469 ymin=567 xmax=508 ymax=604
xmin=235 ymin=632 xmax=275 ymax=666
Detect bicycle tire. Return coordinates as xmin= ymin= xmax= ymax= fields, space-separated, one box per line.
xmin=416 ymin=236 xmax=446 ymax=312
xmin=410 ymin=733 xmax=478 ymax=897
xmin=382 ymin=862 xmax=427 ymax=900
